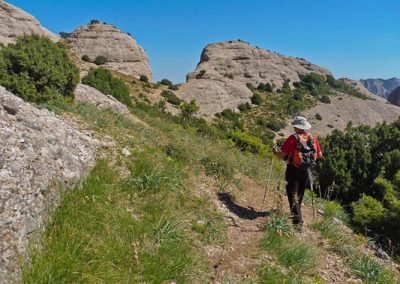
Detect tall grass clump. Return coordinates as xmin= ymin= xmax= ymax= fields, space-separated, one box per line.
xmin=261 ymin=214 xmax=318 ymax=278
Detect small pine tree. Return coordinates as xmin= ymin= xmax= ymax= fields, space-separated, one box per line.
xmin=94 ymin=55 xmax=107 ymax=65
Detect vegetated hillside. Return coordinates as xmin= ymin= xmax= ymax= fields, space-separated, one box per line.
xmin=360 ymin=77 xmax=400 ymax=99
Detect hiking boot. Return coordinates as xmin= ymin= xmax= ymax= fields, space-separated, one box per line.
xmin=294 ymin=224 xmax=304 ymax=233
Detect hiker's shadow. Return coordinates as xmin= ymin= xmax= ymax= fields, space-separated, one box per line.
xmin=217 ymin=192 xmax=270 ymax=220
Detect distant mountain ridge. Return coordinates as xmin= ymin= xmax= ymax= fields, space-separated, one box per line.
xmin=388 ymin=86 xmax=400 ymax=106
xmin=360 ymin=77 xmax=400 ymax=99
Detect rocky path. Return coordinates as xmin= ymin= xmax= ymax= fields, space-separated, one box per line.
xmin=193 ymin=173 xmax=355 ymax=283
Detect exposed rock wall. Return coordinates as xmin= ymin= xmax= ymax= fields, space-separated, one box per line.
xmin=360 ymin=78 xmax=400 ymax=99
xmin=187 ymin=40 xmax=332 ymax=88
xmin=0 ymin=87 xmax=97 ymax=283
xmin=388 ymin=86 xmax=400 ymax=107
xmin=0 ymin=1 xmax=58 ymax=45
xmin=67 ymin=23 xmax=152 ymax=79
xmin=178 ymin=40 xmax=332 ymax=116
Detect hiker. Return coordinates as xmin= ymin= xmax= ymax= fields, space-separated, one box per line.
xmin=272 ymin=116 xmax=322 ymax=231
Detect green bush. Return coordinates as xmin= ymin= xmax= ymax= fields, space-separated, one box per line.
xmin=266 ymin=120 xmax=285 ymax=132
xmin=139 ymin=75 xmax=149 ymax=82
xmin=319 ymin=95 xmax=331 ymax=104
xmin=59 ymin=32 xmax=70 ymax=39
xmin=90 ymin=19 xmax=100 ymax=25
xmin=81 ymin=55 xmax=91 ymax=62
xmin=228 ymin=131 xmax=268 ymax=155
xmin=160 ymin=90 xmax=182 ymax=105
xmin=315 ymin=113 xmax=322 ymax=120
xmin=180 ymin=99 xmax=199 ymax=119
xmin=251 ymin=93 xmax=262 ymax=105
xmin=94 ymin=55 xmax=107 ymax=65
xmin=221 ymin=108 xmax=240 ymax=122
xmin=0 ymin=35 xmax=79 ymax=103
xmin=168 ymin=85 xmax=179 ymax=90
xmin=82 ymin=68 xmax=132 ymax=106
xmin=160 ymin=79 xmax=173 ymax=86
xmin=238 ymin=102 xmax=252 ymax=112
xmin=196 ymin=70 xmax=206 ymax=79
xmin=257 ymin=83 xmax=273 ymax=92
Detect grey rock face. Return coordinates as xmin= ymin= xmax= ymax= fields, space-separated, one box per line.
xmin=75 ymin=83 xmax=131 ymax=116
xmin=178 ymin=40 xmax=331 ymax=116
xmin=177 ymin=78 xmax=253 ymax=116
xmin=360 ymin=78 xmax=400 ymax=99
xmin=0 ymin=87 xmax=97 ymax=283
xmin=388 ymin=86 xmax=400 ymax=106
xmin=187 ymin=40 xmax=332 ymax=88
xmin=0 ymin=1 xmax=58 ymax=45
xmin=67 ymin=23 xmax=152 ymax=79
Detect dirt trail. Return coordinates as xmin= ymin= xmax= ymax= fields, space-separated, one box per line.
xmin=192 ymin=173 xmax=355 ymax=283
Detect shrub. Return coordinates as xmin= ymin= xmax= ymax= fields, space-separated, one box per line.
xmin=315 ymin=113 xmax=322 ymax=120
xmin=81 ymin=55 xmax=91 ymax=62
xmin=319 ymin=95 xmax=331 ymax=104
xmin=257 ymin=82 xmax=273 ymax=92
xmin=251 ymin=93 xmax=262 ymax=105
xmin=221 ymin=108 xmax=240 ymax=122
xmin=160 ymin=79 xmax=173 ymax=86
xmin=224 ymin=73 xmax=234 ymax=79
xmin=0 ymin=35 xmax=79 ymax=103
xmin=196 ymin=70 xmax=206 ymax=79
xmin=82 ymin=67 xmax=132 ymax=106
xmin=160 ymin=90 xmax=182 ymax=105
xmin=180 ymin=99 xmax=199 ymax=119
xmin=228 ymin=131 xmax=268 ymax=155
xmin=168 ymin=85 xmax=179 ymax=90
xmin=93 ymin=55 xmax=107 ymax=65
xmin=139 ymin=75 xmax=149 ymax=82
xmin=238 ymin=102 xmax=252 ymax=112
xmin=266 ymin=121 xmax=285 ymax=132
xmin=90 ymin=19 xmax=100 ymax=25
xmin=246 ymin=83 xmax=254 ymax=90
xmin=59 ymin=32 xmax=70 ymax=39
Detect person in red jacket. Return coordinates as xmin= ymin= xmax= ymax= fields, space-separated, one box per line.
xmin=273 ymin=116 xmax=322 ymax=231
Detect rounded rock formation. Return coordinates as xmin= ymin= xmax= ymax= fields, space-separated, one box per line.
xmin=67 ymin=22 xmax=152 ymax=79
xmin=0 ymin=1 xmax=59 ymax=45
xmin=187 ymin=40 xmax=332 ymax=88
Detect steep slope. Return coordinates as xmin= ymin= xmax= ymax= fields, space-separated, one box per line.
xmin=388 ymin=86 xmax=400 ymax=106
xmin=0 ymin=1 xmax=58 ymax=45
xmin=360 ymin=77 xmax=400 ymax=99
xmin=67 ymin=22 xmax=152 ymax=80
xmin=178 ymin=40 xmax=331 ymax=115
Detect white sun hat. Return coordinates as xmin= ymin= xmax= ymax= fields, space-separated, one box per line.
xmin=290 ymin=116 xmax=312 ymax=130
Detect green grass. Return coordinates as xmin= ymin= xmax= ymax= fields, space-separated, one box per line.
xmin=311 ymin=219 xmax=397 ymax=283
xmin=261 ymin=214 xmax=319 ymax=281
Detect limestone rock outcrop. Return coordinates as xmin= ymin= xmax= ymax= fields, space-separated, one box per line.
xmin=0 ymin=1 xmax=58 ymax=45
xmin=0 ymin=87 xmax=97 ymax=283
xmin=187 ymin=40 xmax=332 ymax=88
xmin=388 ymin=86 xmax=400 ymax=107
xmin=341 ymin=78 xmax=385 ymax=101
xmin=177 ymin=78 xmax=253 ymax=116
xmin=67 ymin=22 xmax=152 ymax=79
xmin=178 ymin=40 xmax=332 ymax=115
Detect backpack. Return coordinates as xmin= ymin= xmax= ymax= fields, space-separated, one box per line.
xmin=292 ymin=133 xmax=317 ymax=169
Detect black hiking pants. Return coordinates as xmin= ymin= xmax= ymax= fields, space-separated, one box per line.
xmin=285 ymin=165 xmax=309 ymax=225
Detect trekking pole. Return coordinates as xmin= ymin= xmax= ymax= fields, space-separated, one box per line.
xmin=260 ymin=159 xmax=274 ymax=211
xmin=307 ymin=167 xmax=315 ymax=219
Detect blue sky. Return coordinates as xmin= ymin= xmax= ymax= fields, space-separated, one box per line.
xmin=8 ymin=0 xmax=400 ymax=83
